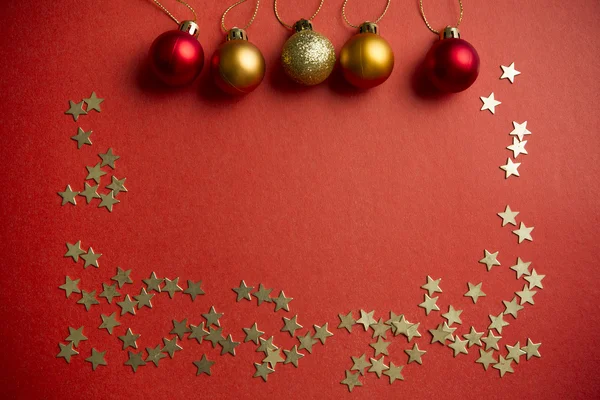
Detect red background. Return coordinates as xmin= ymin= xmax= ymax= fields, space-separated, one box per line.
xmin=1 ymin=0 xmax=599 ymax=399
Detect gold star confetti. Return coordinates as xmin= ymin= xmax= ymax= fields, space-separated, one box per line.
xmin=85 ymin=348 xmax=107 ymax=371
xmin=58 ymin=185 xmax=78 ymax=205
xmin=500 ymin=158 xmax=521 ymax=178
xmin=183 ymin=280 xmax=204 ymax=300
xmin=370 ymin=318 xmax=391 ymax=339
xmin=146 ymin=345 xmax=167 ymax=367
xmin=498 ymin=205 xmax=519 ymax=226
xmin=509 ymin=121 xmax=531 ymax=141
xmin=263 ymin=348 xmax=284 ymax=368
xmin=500 ymin=62 xmax=521 ymax=83
xmin=481 ymin=332 xmax=502 ymax=351
xmin=124 ymin=351 xmax=146 ymax=372
xmin=143 ymin=272 xmax=163 ymax=292
xmin=57 ymin=342 xmax=78 ymax=363
xmin=429 ymin=322 xmax=454 ymax=345
xmin=340 ymin=370 xmax=362 ymax=392
xmin=351 ymin=354 xmax=371 ymax=375
xmin=370 ymin=337 xmax=390 ymax=356
xmin=480 ymin=92 xmax=501 ymax=114
xmin=98 ymin=191 xmax=119 ymax=212
xmin=475 ymin=348 xmax=497 ymax=370
xmin=522 ymin=338 xmax=541 ymax=360
xmin=117 ymin=294 xmax=138 ymax=316
xmin=99 ymin=312 xmax=120 ymax=334
xmin=506 ymin=341 xmax=527 ymax=364
xmin=118 ymin=328 xmax=140 ymax=350
xmin=356 ymin=309 xmax=376 ymax=331
xmin=368 ymin=356 xmax=389 ymax=378
xmin=507 ymin=137 xmax=528 ymax=158
xmin=81 ymin=247 xmax=101 ymax=268
xmin=282 ymin=315 xmax=303 ymax=337
xmin=83 ymin=91 xmax=104 ymax=112
xmin=203 ymin=306 xmax=223 ymax=327
xmin=464 ymin=282 xmax=486 ymax=303
xmin=253 ymin=283 xmax=273 ymax=305
xmin=524 ymin=269 xmax=545 ymax=289
xmin=297 ymin=331 xmax=318 ymax=354
xmin=392 ymin=315 xmax=412 ymax=337
xmin=418 ymin=294 xmax=440 ymax=315
xmin=99 ymin=282 xmax=122 ymax=303
xmin=313 ymin=323 xmax=333 ymax=344
xmin=421 ymin=276 xmax=442 ymax=296
xmin=232 ymin=280 xmax=253 ymax=301
xmin=442 ymin=305 xmax=463 ymax=326
xmin=111 ymin=267 xmax=133 ymax=288
xmin=463 ymin=327 xmax=484 ymax=347
xmin=106 ymin=176 xmax=127 ymax=196
xmin=448 ymin=336 xmax=469 ymax=357
xmin=257 ymin=336 xmax=278 ymax=354
xmin=273 ymin=290 xmax=293 ymax=312
xmin=85 ymin=163 xmax=107 ymax=183
xmin=193 ymin=354 xmax=215 ymax=376
xmin=253 ymin=362 xmax=275 ymax=382
xmin=493 ymin=355 xmax=514 ymax=378
xmin=71 ymin=127 xmax=92 ymax=149
xmin=405 ymin=343 xmax=426 ymax=365
xmin=189 ymin=322 xmax=209 ymax=344
xmin=65 ymin=100 xmax=87 ymax=121
xmin=219 ymin=334 xmax=240 ymax=356
xmin=488 ymin=313 xmax=510 ymax=334
xmin=79 ymin=183 xmax=101 ymax=203
xmin=99 ymin=148 xmax=120 ymax=169
xmin=64 ymin=241 xmax=85 ymax=262
xmin=503 ymin=296 xmax=524 ymax=318
xmin=162 ymin=277 xmax=183 ymax=298
xmin=77 ymin=290 xmax=99 ymax=311
xmin=479 ymin=249 xmax=501 ymax=271
xmin=205 ymin=327 xmax=225 ymax=348
xmin=510 ymin=257 xmax=532 ymax=279
xmin=383 ymin=362 xmax=404 ymax=384
xmin=513 ymin=222 xmax=534 ymax=243
xmin=66 ymin=326 xmax=88 ymax=347
xmin=516 ymin=284 xmax=537 ymax=305
xmin=243 ymin=323 xmax=265 ymax=344
xmin=338 ymin=311 xmax=355 ymax=333
xmin=283 ymin=345 xmax=304 ymax=367
xmin=59 ymin=276 xmax=81 ymax=298
xmin=134 ymin=287 xmax=154 ymax=309
xmin=406 ymin=323 xmax=422 ymax=342
xmin=162 ymin=336 xmax=183 ymax=358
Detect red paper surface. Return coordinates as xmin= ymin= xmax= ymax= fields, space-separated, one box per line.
xmin=1 ymin=0 xmax=599 ymax=398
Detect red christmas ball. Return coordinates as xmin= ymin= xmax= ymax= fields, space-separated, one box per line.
xmin=424 ymin=38 xmax=479 ymax=93
xmin=149 ymin=28 xmax=204 ymax=86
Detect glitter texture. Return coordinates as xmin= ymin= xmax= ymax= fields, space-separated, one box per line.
xmin=281 ymin=30 xmax=336 ymax=86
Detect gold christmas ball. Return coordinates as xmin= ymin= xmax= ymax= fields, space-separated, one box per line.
xmin=211 ymin=36 xmax=265 ymax=95
xmin=340 ymin=32 xmax=394 ymax=89
xmin=281 ymin=30 xmax=336 ymax=86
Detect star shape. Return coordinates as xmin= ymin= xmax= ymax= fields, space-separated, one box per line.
xmin=506 ymin=341 xmax=527 ymax=364
xmin=442 ymin=305 xmax=463 ymax=326
xmin=257 ymin=336 xmax=278 ymax=354
xmin=145 ymin=345 xmax=166 ymax=367
xmin=205 ymin=327 xmax=225 ymax=348
xmin=421 ymin=276 xmax=442 ymax=296
xmin=79 ymin=183 xmax=101 ymax=203
xmin=341 ymin=370 xmax=362 ymax=392
xmin=98 ymin=191 xmax=120 ymax=212
xmin=99 ymin=312 xmax=120 ymax=334
xmin=59 ymin=276 xmax=81 ymax=298
xmin=429 ymin=322 xmax=455 ymax=345
xmin=405 ymin=343 xmax=426 ymax=365
xmin=338 ymin=311 xmax=355 ymax=333
xmin=500 ymin=62 xmax=521 ymax=83
xmin=475 ymin=348 xmax=497 ymax=370
xmin=117 ymin=294 xmax=138 ymax=315
xmin=500 ymin=158 xmax=521 ymax=178
xmin=524 ymin=269 xmax=545 ymax=289
xmin=162 ymin=337 xmax=183 ymax=358
xmin=189 ymin=322 xmax=209 ymax=344
xmin=356 ymin=309 xmax=376 ymax=330
xmin=448 ymin=336 xmax=469 ymax=357
xmin=65 ymin=100 xmax=87 ymax=121
xmin=170 ymin=319 xmax=191 ymax=339
xmin=81 ymin=247 xmax=101 ymax=268
xmin=480 ymin=92 xmax=501 ymax=114
xmin=464 ymin=282 xmax=486 ymax=303
xmin=516 ymin=284 xmax=537 ymax=305
xmin=368 ymin=356 xmax=389 ymax=378
xmin=503 ymin=296 xmax=524 ymax=318
xmin=98 ymin=148 xmax=120 ymax=169
xmin=507 ymin=137 xmax=528 ymax=158
xmin=522 ymin=338 xmax=541 ymax=360
xmin=370 ymin=318 xmax=391 ymax=339
xmin=125 ymin=351 xmax=146 ymax=372
xmin=481 ymin=332 xmax=502 ymax=351
xmin=193 ymin=354 xmax=215 ymax=376
xmin=463 ymin=326 xmax=484 ymax=347
xmin=383 ymin=362 xmax=404 ymax=384
xmin=202 ymin=306 xmax=223 ymax=327
xmin=106 ymin=176 xmax=127 ymax=196
xmin=385 ymin=311 xmax=403 ymax=332
xmin=273 ymin=290 xmax=293 ymax=312
xmin=143 ymin=272 xmax=163 ymax=292
xmin=498 ymin=205 xmax=519 ymax=226
xmin=183 ymin=279 xmax=204 ymax=300
xmin=297 ymin=331 xmax=318 ymax=354
xmin=64 ymin=241 xmax=85 ymax=262
xmin=510 ymin=257 xmax=532 ymax=279
xmin=406 ymin=322 xmax=422 ymax=342
xmin=370 ymin=337 xmax=390 ymax=356
xmin=119 ymin=328 xmax=140 ymax=350
xmin=488 ymin=313 xmax=510 ymax=334
xmin=283 ymin=345 xmax=304 ymax=367
xmin=509 ymin=121 xmax=532 ymax=141
xmin=71 ymin=127 xmax=93 ymax=149
xmin=162 ymin=277 xmax=183 ymax=298
xmin=58 ymin=185 xmax=78 ymax=205
xmin=85 ymin=348 xmax=107 ymax=371
xmin=232 ymin=280 xmax=253 ymax=301
xmin=281 ymin=315 xmax=303 ymax=337
xmin=243 ymin=322 xmax=264 ymax=344
xmin=84 ymin=91 xmax=104 ymax=112
xmin=418 ymin=294 xmax=440 ymax=315
xmin=479 ymin=249 xmax=501 ymax=271
xmin=493 ymin=355 xmax=514 ymax=378
xmin=57 ymin=342 xmax=78 ymax=363
xmin=219 ymin=334 xmax=240 ymax=356
xmin=392 ymin=315 xmax=412 ymax=337
xmin=351 ymin=354 xmax=371 ymax=375
xmin=513 ymin=222 xmax=534 ymax=243
xmin=253 ymin=362 xmax=275 ymax=382
xmin=66 ymin=326 xmax=88 ymax=347
xmin=263 ymin=348 xmax=284 ymax=368
xmin=134 ymin=287 xmax=154 ymax=309
xmin=77 ymin=290 xmax=99 ymax=311
xmin=253 ymin=283 xmax=273 ymax=305
xmin=313 ymin=323 xmax=334 ymax=344
xmin=111 ymin=267 xmax=133 ymax=288
xmin=85 ymin=163 xmax=107 ymax=183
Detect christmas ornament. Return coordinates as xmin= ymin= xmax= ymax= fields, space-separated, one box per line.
xmin=148 ymin=0 xmax=204 ymax=86
xmin=339 ymin=0 xmax=394 ymax=89
xmin=211 ymin=1 xmax=265 ymax=95
xmin=274 ymin=0 xmax=336 ymax=86
xmin=419 ymin=0 xmax=479 ymax=93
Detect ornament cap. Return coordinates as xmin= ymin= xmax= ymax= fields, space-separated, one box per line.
xmin=226 ymin=27 xmax=248 ymax=41
xmin=293 ymin=19 xmax=313 ymax=33
xmin=359 ymin=22 xmax=379 ymax=35
xmin=179 ymin=20 xmax=200 ymax=38
xmin=439 ymin=26 xmax=460 ymax=40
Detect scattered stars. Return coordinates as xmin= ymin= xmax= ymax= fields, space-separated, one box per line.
xmin=507 ymin=137 xmax=528 ymax=158
xmin=500 ymin=62 xmax=521 ymax=83
xmin=98 ymin=191 xmax=119 ymax=212
xmin=202 ymin=306 xmax=223 ymax=327
xmin=111 ymin=267 xmax=133 ymax=288
xmin=253 ymin=362 xmax=275 ymax=382
xmin=509 ymin=121 xmax=532 ymax=141
xmin=442 ymin=305 xmax=463 ymax=326
xmin=341 ymin=370 xmax=362 ymax=392
xmin=193 ymin=354 xmax=215 ymax=376
xmin=351 ymin=354 xmax=371 ymax=375
xmin=356 ymin=309 xmax=376 ymax=331
xmin=57 ymin=342 xmax=78 ymax=363
xmin=429 ymin=322 xmax=454 ymax=345
xmin=405 ymin=343 xmax=426 ymax=365
xmin=464 ymin=282 xmax=486 ymax=303
xmin=85 ymin=163 xmax=107 ymax=184
xmin=257 ymin=336 xmax=278 ymax=354
xmin=524 ymin=269 xmax=545 ymax=289
xmin=368 ymin=356 xmax=389 ymax=378
xmin=205 ymin=327 xmax=225 ymax=348
xmin=71 ymin=127 xmax=93 ymax=149
xmin=370 ymin=337 xmax=390 ymax=357
xmin=232 ymin=280 xmax=253 ymax=302
xmin=500 ymin=158 xmax=521 ymax=178
xmin=488 ymin=313 xmax=510 ymax=334
xmin=58 ymin=185 xmax=78 ymax=206
xmin=282 ymin=315 xmax=303 ymax=337
xmin=77 ymin=290 xmax=99 ymax=311
xmin=85 ymin=348 xmax=107 ymax=371
xmin=481 ymin=332 xmax=502 ymax=351
xmin=99 ymin=312 xmax=120 ymax=334
xmin=79 ymin=183 xmax=101 ymax=203
xmin=81 ymin=247 xmax=101 ymax=268
xmin=65 ymin=100 xmax=87 ymax=121
xmin=116 ymin=295 xmax=137 ymax=316
xmin=421 ymin=276 xmax=442 ymax=296
xmin=170 ymin=319 xmax=191 ymax=340
xmin=475 ymin=348 xmax=497 ymax=371
xmin=338 ymin=311 xmax=356 ymax=333
xmin=383 ymin=362 xmax=404 ymax=384
xmin=189 ymin=322 xmax=209 ymax=344
xmin=480 ymin=92 xmax=501 ymax=114
xmin=183 ymin=280 xmax=205 ymax=301
xmin=370 ymin=318 xmax=391 ymax=339
xmin=162 ymin=336 xmax=183 ymax=358
xmin=162 ymin=277 xmax=183 ymax=298
xmin=59 ymin=276 xmax=81 ymax=298
xmin=522 ymin=338 xmax=541 ymax=360
xmin=498 ymin=205 xmax=519 ymax=226
xmin=243 ymin=322 xmax=265 ymax=344
xmin=283 ymin=345 xmax=304 ymax=367
xmin=516 ymin=284 xmax=537 ymax=305
xmin=273 ymin=290 xmax=293 ymax=312
xmin=479 ymin=249 xmax=501 ymax=271
xmin=493 ymin=355 xmax=514 ymax=378
xmin=506 ymin=341 xmax=527 ymax=364
xmin=118 ymin=328 xmax=140 ymax=350
xmin=83 ymin=91 xmax=104 ymax=112
xmin=219 ymin=334 xmax=240 ymax=356
xmin=263 ymin=348 xmax=284 ymax=368
xmin=106 ymin=176 xmax=127 ymax=195
xmin=463 ymin=327 xmax=484 ymax=347
xmin=124 ymin=351 xmax=146 ymax=372
xmin=313 ymin=323 xmax=334 ymax=344
xmin=64 ymin=241 xmax=85 ymax=262
xmin=98 ymin=148 xmax=120 ymax=169
xmin=448 ymin=336 xmax=469 ymax=357
xmin=134 ymin=287 xmax=154 ymax=309
xmin=297 ymin=331 xmax=318 ymax=354
xmin=513 ymin=222 xmax=534 ymax=243
xmin=65 ymin=326 xmax=88 ymax=347
xmin=503 ymin=296 xmax=524 ymax=318
xmin=143 ymin=272 xmax=163 ymax=292
xmin=146 ymin=345 xmax=166 ymax=367
xmin=418 ymin=294 xmax=440 ymax=315
xmin=253 ymin=283 xmax=273 ymax=305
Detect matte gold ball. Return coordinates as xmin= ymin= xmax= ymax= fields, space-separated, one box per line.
xmin=211 ymin=40 xmax=266 ymax=95
xmin=281 ymin=30 xmax=336 ymax=86
xmin=340 ymin=33 xmax=394 ymax=89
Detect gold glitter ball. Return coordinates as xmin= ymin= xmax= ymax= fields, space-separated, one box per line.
xmin=281 ymin=30 xmax=336 ymax=86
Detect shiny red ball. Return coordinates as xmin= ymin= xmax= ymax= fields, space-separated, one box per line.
xmin=424 ymin=38 xmax=479 ymax=93
xmin=149 ymin=30 xmax=204 ymax=86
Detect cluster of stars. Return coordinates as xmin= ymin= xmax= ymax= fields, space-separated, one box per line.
xmin=497 ymin=205 xmax=534 ymax=243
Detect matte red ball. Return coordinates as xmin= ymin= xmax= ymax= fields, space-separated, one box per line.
xmin=149 ymin=30 xmax=204 ymax=86
xmin=424 ymin=38 xmax=479 ymax=93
